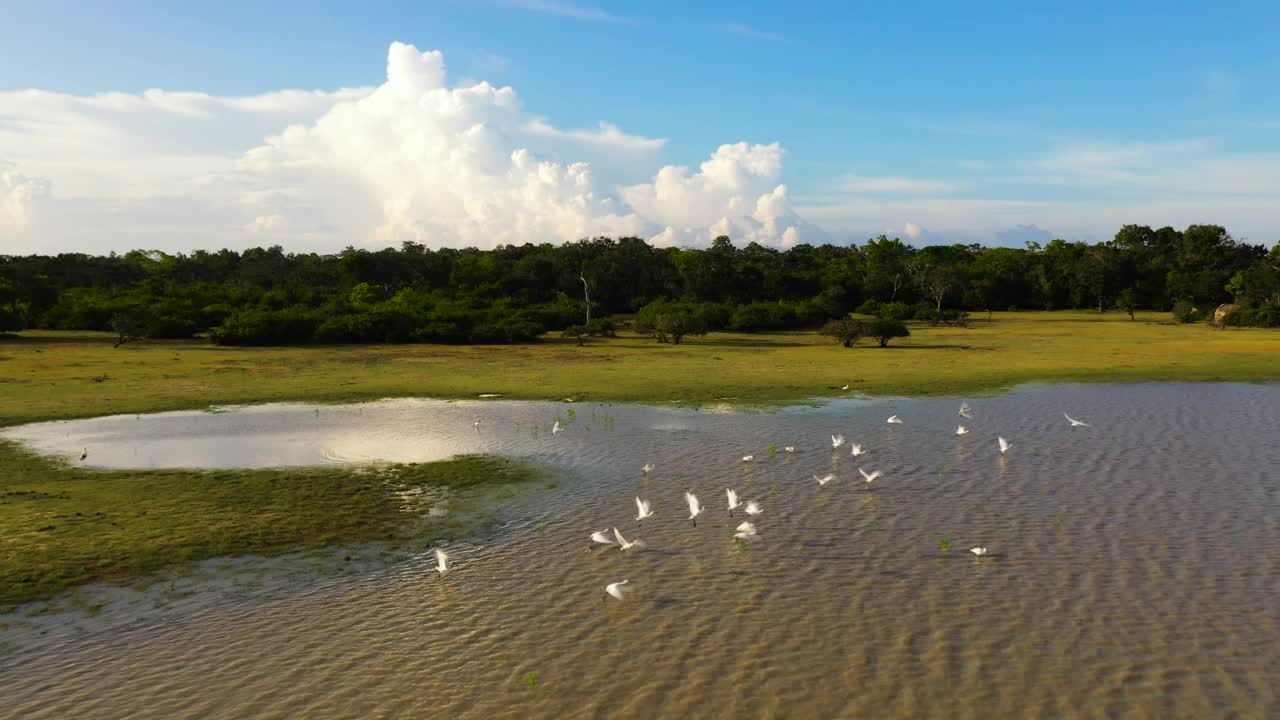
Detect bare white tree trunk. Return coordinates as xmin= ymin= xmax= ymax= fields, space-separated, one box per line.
xmin=579 ymin=275 xmax=591 ymax=325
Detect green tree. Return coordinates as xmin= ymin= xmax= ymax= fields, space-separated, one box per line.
xmin=868 ymin=318 xmax=910 ymax=347
xmin=819 ymin=318 xmax=865 ymax=347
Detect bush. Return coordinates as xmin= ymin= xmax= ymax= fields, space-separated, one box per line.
xmin=878 ymin=301 xmax=913 ymax=321
xmin=867 ymin=318 xmax=910 ymax=347
xmin=635 ymin=299 xmax=708 ymax=344
xmin=315 ymin=310 xmax=416 ymax=343
xmin=917 ymin=307 xmax=971 ymax=328
xmin=209 ymin=306 xmax=320 ymax=345
xmin=729 ymin=300 xmax=826 ymax=332
xmin=854 ymin=299 xmax=881 ymax=316
xmin=697 ymin=303 xmax=734 ymax=331
xmin=1222 ymin=304 xmax=1280 ymax=327
xmin=819 ymin=317 xmax=865 ymax=347
xmin=1171 ymin=301 xmax=1203 ymax=324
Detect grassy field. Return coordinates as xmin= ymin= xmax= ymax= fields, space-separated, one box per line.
xmin=0 ymin=441 xmax=541 ymax=608
xmin=0 ymin=311 xmax=1276 ymax=426
xmin=1 ymin=311 xmax=1275 ymax=606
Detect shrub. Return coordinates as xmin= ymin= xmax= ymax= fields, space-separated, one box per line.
xmin=1222 ymin=304 xmax=1280 ymax=327
xmin=878 ymin=301 xmax=913 ymax=321
xmin=635 ymin=299 xmax=708 ymax=344
xmin=697 ymin=302 xmax=734 ymax=331
xmin=867 ymin=318 xmax=910 ymax=347
xmin=854 ymin=299 xmax=881 ymax=316
xmin=1171 ymin=301 xmax=1203 ymax=324
xmin=209 ymin=306 xmax=320 ymax=345
xmin=819 ymin=317 xmax=865 ymax=347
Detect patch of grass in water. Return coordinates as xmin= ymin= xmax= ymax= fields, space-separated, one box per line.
xmin=0 ymin=440 xmax=543 ymax=609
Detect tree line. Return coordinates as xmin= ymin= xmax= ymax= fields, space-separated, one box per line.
xmin=1 ymin=223 xmax=1277 ymax=345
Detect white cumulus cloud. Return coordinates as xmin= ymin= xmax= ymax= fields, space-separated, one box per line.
xmin=0 ymin=42 xmax=814 ymax=254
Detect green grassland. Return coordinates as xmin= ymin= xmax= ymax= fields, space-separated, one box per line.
xmin=1 ymin=311 xmax=1276 ymax=607
xmin=1 ymin=311 xmax=1277 ymax=426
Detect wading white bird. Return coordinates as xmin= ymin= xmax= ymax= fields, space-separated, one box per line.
xmin=733 ymin=521 xmax=760 ymax=542
xmin=1063 ymin=412 xmax=1091 ymax=427
xmin=858 ymin=467 xmax=882 ymax=484
xmin=726 ymin=488 xmax=743 ymax=516
xmin=956 ymin=425 xmax=969 ymax=435
xmin=591 ymin=530 xmax=618 ymax=549
xmin=744 ymin=501 xmax=762 ymax=516
xmin=998 ymin=436 xmax=1011 ymax=454
xmin=742 ymin=454 xmax=754 ymax=463
xmin=784 ymin=446 xmax=796 ymax=453
xmin=841 ymin=384 xmax=850 ymax=390
xmin=685 ymin=491 xmax=704 ymax=526
xmin=552 ymin=420 xmax=562 ymax=436
xmin=814 ymin=473 xmax=835 ymax=486
xmin=970 ymin=547 xmax=989 ymax=556
xmin=434 ymin=548 xmax=451 ymax=575
xmin=887 ymin=415 xmax=903 ymax=424
xmin=831 ymin=434 xmax=846 ymax=449
xmin=850 ymin=443 xmax=866 ymax=457
xmin=635 ymin=496 xmax=654 ymax=522
xmin=642 ymin=463 xmax=653 ymax=474
xmin=605 ymin=580 xmax=631 ymax=601
xmin=959 ymin=402 xmax=974 ymax=419
xmin=473 ymin=419 xmax=481 ymax=432
xmin=612 ymin=527 xmax=646 ymax=551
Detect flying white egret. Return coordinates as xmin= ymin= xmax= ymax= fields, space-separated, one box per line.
xmin=742 ymin=454 xmax=754 ymax=463
xmin=831 ymin=434 xmax=846 ymax=449
xmin=959 ymin=402 xmax=974 ymax=419
xmin=858 ymin=467 xmax=882 ymax=484
xmin=612 ymin=527 xmax=646 ymax=551
xmin=434 ymin=548 xmax=451 ymax=576
xmin=733 ymin=521 xmax=760 ymax=542
xmin=887 ymin=415 xmax=903 ymax=424
xmin=814 ymin=473 xmax=835 ymax=486
xmin=784 ymin=446 xmax=796 ymax=453
xmin=552 ymin=420 xmax=562 ymax=436
xmin=956 ymin=425 xmax=969 ymax=435
xmin=635 ymin=496 xmax=654 ymax=522
xmin=998 ymin=437 xmax=1011 ymax=454
xmin=642 ymin=463 xmax=654 ymax=474
xmin=744 ymin=500 xmax=762 ymax=516
xmin=970 ymin=547 xmax=989 ymax=556
xmin=685 ymin=491 xmax=704 ymax=526
xmin=591 ymin=530 xmax=618 ymax=549
xmin=605 ymin=580 xmax=631 ymax=601
xmin=850 ymin=444 xmax=866 ymax=457
xmin=726 ymin=488 xmax=742 ymax=516
xmin=1063 ymin=412 xmax=1091 ymax=427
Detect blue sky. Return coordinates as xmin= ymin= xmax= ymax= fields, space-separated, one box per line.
xmin=2 ymin=0 xmax=1278 ymax=252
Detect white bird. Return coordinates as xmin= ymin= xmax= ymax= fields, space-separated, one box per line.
xmin=612 ymin=527 xmax=646 ymax=551
xmin=784 ymin=446 xmax=796 ymax=453
xmin=642 ymin=463 xmax=653 ymax=474
xmin=434 ymin=548 xmax=451 ymax=575
xmin=591 ymin=530 xmax=617 ymax=549
xmin=552 ymin=420 xmax=562 ymax=435
xmin=733 ymin=521 xmax=760 ymax=542
xmin=726 ymin=488 xmax=743 ymax=515
xmin=887 ymin=415 xmax=903 ymax=424
xmin=685 ymin=491 xmax=704 ymax=526
xmin=605 ymin=580 xmax=631 ymax=601
xmin=813 ymin=473 xmax=835 ymax=486
xmin=841 ymin=384 xmax=850 ymax=390
xmin=831 ymin=434 xmax=846 ymax=449
xmin=473 ymin=419 xmax=481 ymax=432
xmin=1063 ymin=412 xmax=1090 ymax=427
xmin=998 ymin=436 xmax=1011 ymax=454
xmin=959 ymin=402 xmax=974 ymax=419
xmin=858 ymin=467 xmax=882 ymax=484
xmin=742 ymin=454 xmax=754 ymax=463
xmin=635 ymin=496 xmax=654 ymax=522
xmin=970 ymin=547 xmax=989 ymax=556
xmin=956 ymin=425 xmax=969 ymax=435
xmin=850 ymin=443 xmax=866 ymax=457
xmin=744 ymin=500 xmax=762 ymax=516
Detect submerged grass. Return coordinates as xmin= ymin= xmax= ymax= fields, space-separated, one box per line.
xmin=0 ymin=311 xmax=1277 ymax=426
xmin=0 ymin=440 xmax=539 ymax=608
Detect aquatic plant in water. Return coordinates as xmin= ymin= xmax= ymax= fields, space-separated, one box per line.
xmin=525 ymin=672 xmax=537 ymax=689
xmin=939 ymin=537 xmax=951 ymax=553
xmin=767 ymin=443 xmax=777 ymax=456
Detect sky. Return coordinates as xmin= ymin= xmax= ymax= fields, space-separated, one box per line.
xmin=2 ymin=0 xmax=1279 ymax=255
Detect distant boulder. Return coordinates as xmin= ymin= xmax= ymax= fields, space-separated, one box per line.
xmin=1213 ymin=303 xmax=1239 ymax=327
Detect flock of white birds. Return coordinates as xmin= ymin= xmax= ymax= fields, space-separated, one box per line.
xmin=433 ymin=401 xmax=1093 ymax=601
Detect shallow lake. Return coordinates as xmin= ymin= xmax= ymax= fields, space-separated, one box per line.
xmin=3 ymin=383 xmax=1279 ymax=719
